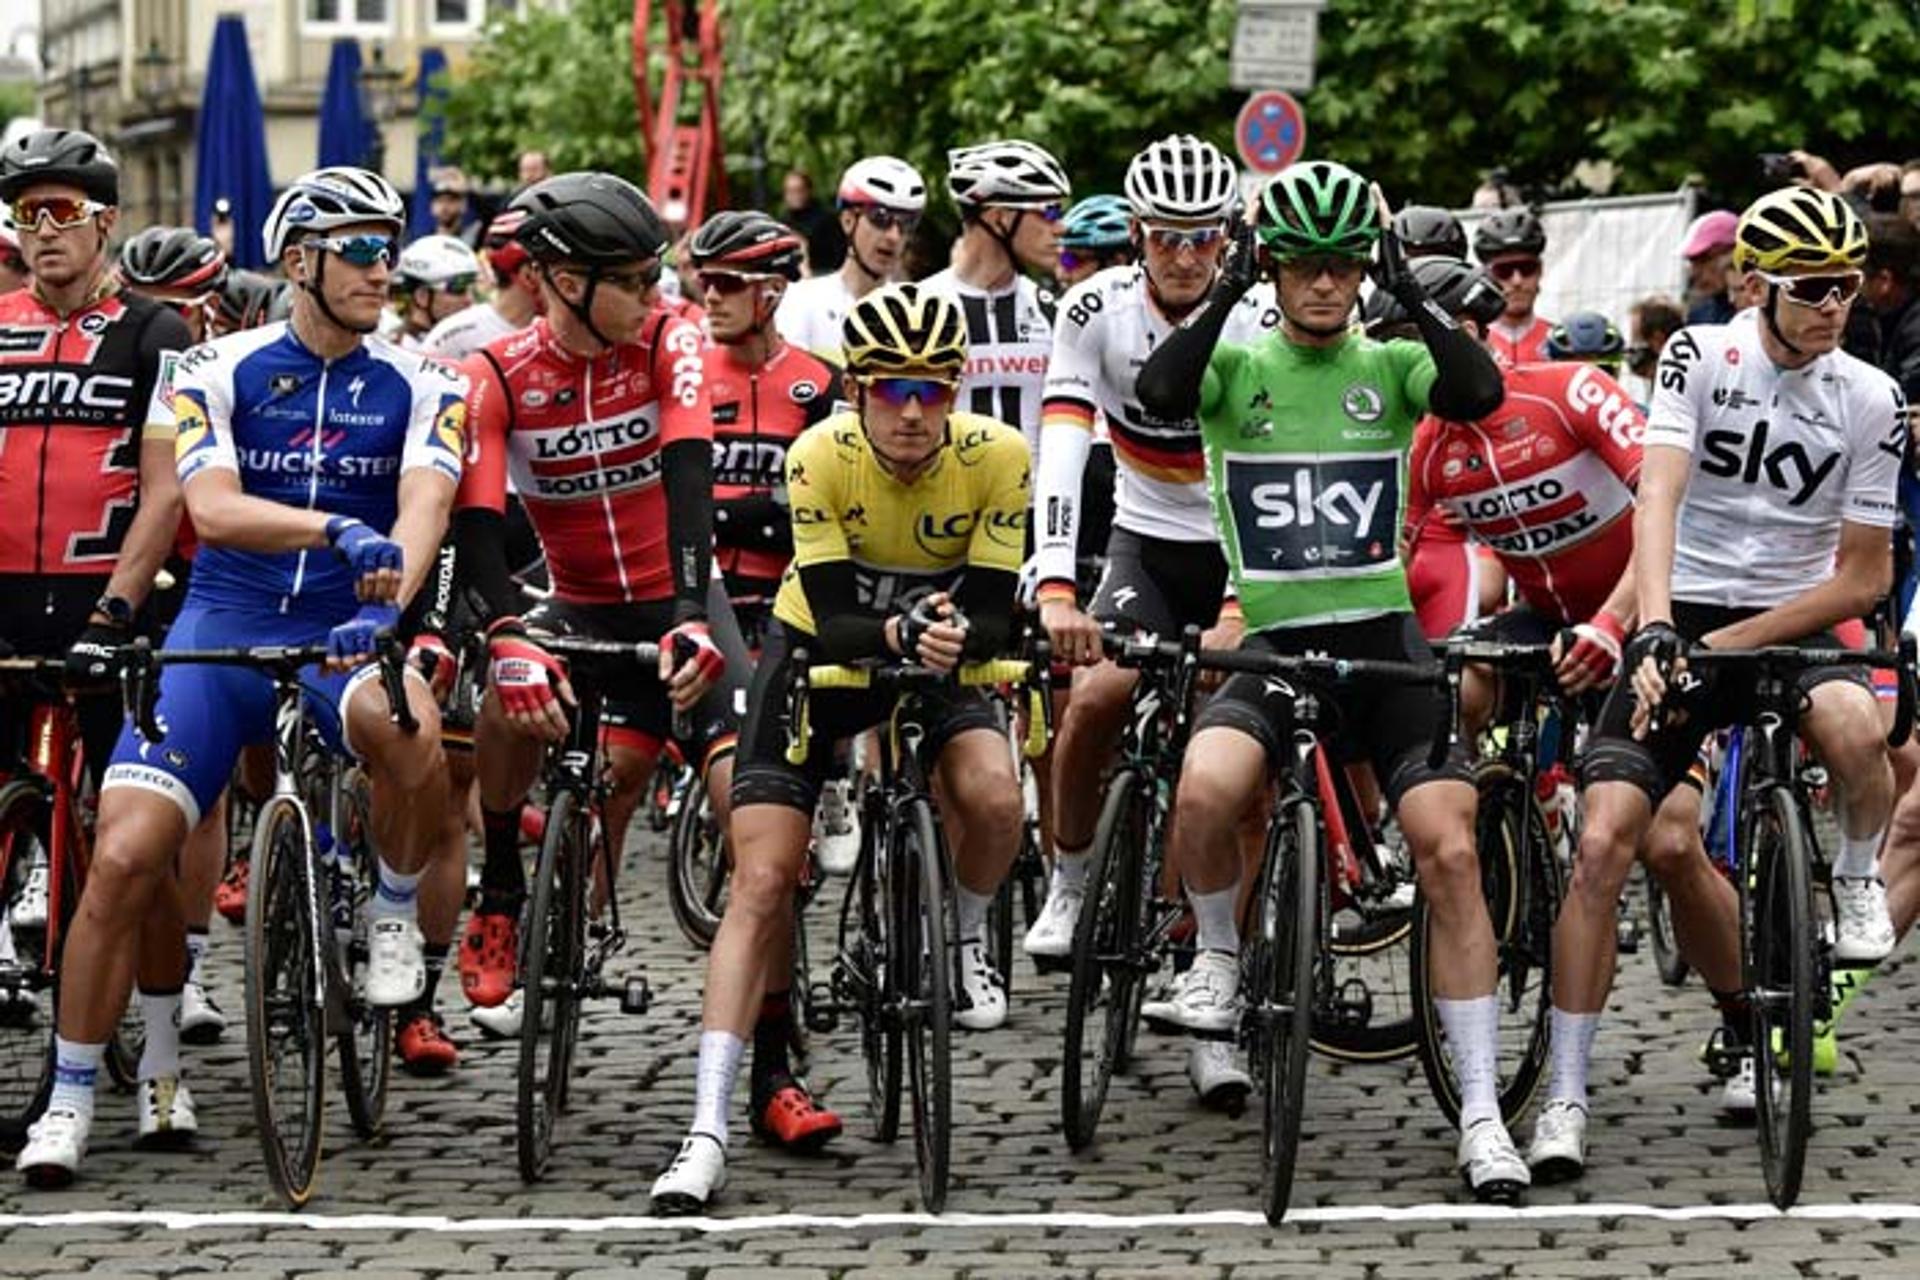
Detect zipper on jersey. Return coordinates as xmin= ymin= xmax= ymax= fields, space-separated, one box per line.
xmin=588 ymin=357 xmax=634 ymax=601
xmin=285 ymin=360 xmax=329 ymax=612
xmin=32 ymin=318 xmax=67 ymax=578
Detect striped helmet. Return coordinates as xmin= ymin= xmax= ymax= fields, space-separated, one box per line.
xmin=1124 ymin=135 xmax=1237 ymax=222
xmin=1733 ymin=187 xmax=1867 ymax=274
xmin=841 ymin=282 xmax=966 ymax=379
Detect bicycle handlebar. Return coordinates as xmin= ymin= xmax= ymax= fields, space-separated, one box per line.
xmin=783 ymin=650 xmax=1052 ymax=767
xmin=1673 ymin=634 xmax=1918 ymax=748
xmin=119 ymin=632 xmax=421 ymax=742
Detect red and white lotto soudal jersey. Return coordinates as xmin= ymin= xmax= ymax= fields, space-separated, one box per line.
xmin=456 ymin=313 xmax=709 ymax=604
xmin=1406 ymin=361 xmax=1642 ymax=624
xmin=1487 ymin=315 xmax=1554 ymax=370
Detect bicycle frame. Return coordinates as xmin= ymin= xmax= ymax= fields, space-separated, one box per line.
xmin=0 ymin=689 xmax=86 ymax=975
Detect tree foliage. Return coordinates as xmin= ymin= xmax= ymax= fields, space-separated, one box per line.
xmin=437 ymin=0 xmax=1920 ymax=213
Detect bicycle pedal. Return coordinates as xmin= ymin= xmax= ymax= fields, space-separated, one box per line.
xmin=619 ymin=976 xmax=651 ymax=1015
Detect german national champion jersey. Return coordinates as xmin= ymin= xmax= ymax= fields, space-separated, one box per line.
xmin=0 ymin=287 xmax=191 ymax=576
xmin=1406 ymin=361 xmax=1643 ymax=624
xmin=421 ymin=301 xmax=524 ymax=361
xmin=456 ymin=311 xmax=710 ymax=605
xmin=1031 ymin=267 xmax=1278 ymax=586
xmin=773 ymin=411 xmax=1030 ymax=635
xmin=173 ymin=323 xmax=467 ymax=618
xmin=921 ymin=268 xmax=1053 ymax=452
xmin=1199 ymin=330 xmax=1437 ymax=631
xmin=1646 ymin=314 xmax=1905 ymax=609
xmin=774 ymin=270 xmax=859 ymax=364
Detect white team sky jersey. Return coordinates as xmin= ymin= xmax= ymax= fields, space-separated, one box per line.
xmin=421 ymin=301 xmax=523 ymax=361
xmin=921 ymin=267 xmax=1053 ymax=450
xmin=1041 ymin=266 xmax=1279 ymax=545
xmin=774 ymin=270 xmax=859 ymax=363
xmin=1646 ymin=309 xmax=1905 ymax=609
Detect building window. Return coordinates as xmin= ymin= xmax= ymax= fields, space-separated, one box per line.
xmin=431 ymin=0 xmax=518 ymax=36
xmin=303 ymin=0 xmax=393 ymax=35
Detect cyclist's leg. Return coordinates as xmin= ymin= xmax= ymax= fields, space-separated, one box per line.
xmin=929 ymin=700 xmax=1025 ymax=1031
xmin=1802 ymin=673 xmax=1896 ymax=962
xmin=176 ymin=794 xmax=228 ymax=1040
xmin=1640 ymin=784 xmax=1740 ymax=989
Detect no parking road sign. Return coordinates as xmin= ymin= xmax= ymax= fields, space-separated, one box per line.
xmin=1236 ymin=89 xmax=1307 ymax=175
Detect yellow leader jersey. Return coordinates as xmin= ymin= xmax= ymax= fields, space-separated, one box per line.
xmin=773 ymin=411 xmax=1031 ymax=636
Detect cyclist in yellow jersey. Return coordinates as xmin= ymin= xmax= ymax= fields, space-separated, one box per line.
xmin=652 ymin=283 xmax=1031 ymax=1214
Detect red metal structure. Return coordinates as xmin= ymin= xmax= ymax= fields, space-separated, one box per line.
xmin=633 ymin=0 xmax=728 ymax=227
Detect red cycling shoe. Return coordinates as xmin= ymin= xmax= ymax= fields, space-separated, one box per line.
xmin=214 ymin=857 xmax=249 ymax=924
xmin=396 ymin=1011 xmax=459 ymax=1075
xmin=752 ymin=1080 xmax=842 ymax=1154
xmin=459 ymin=909 xmax=518 ymax=1008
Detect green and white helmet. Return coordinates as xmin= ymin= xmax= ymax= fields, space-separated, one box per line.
xmin=1256 ymin=161 xmax=1378 ymax=260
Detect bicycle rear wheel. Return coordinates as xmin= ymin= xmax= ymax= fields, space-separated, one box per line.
xmin=1748 ymin=784 xmax=1815 ymax=1209
xmin=667 ymin=778 xmax=728 ymax=950
xmin=899 ymin=797 xmax=953 ymax=1212
xmin=244 ymin=795 xmax=327 ymax=1208
xmin=0 ymin=782 xmax=54 ymax=1143
xmin=853 ymin=791 xmax=902 ymax=1143
xmin=1061 ymin=770 xmax=1152 ymax=1150
xmin=518 ymin=788 xmax=587 ymax=1182
xmin=332 ymin=770 xmax=391 ymax=1140
xmin=1412 ymin=766 xmax=1557 ymax=1126
xmin=1253 ymin=797 xmax=1319 ymax=1226
xmin=1646 ymin=874 xmax=1690 ymax=987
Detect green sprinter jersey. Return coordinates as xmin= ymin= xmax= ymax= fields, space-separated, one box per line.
xmin=1199 ymin=330 xmax=1437 ymax=631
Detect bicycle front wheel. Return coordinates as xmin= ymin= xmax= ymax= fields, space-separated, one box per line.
xmin=1748 ymin=783 xmax=1815 ymax=1209
xmin=1061 ymin=769 xmax=1152 ymax=1151
xmin=518 ymin=788 xmax=587 ymax=1182
xmin=1646 ymin=874 xmax=1690 ymax=987
xmin=0 ymin=782 xmax=54 ymax=1141
xmin=332 ymin=769 xmax=391 ymax=1140
xmin=899 ymin=797 xmax=953 ymax=1212
xmin=667 ymin=776 xmax=728 ymax=950
xmin=1253 ymin=796 xmax=1319 ymax=1226
xmin=244 ymin=795 xmax=327 ymax=1208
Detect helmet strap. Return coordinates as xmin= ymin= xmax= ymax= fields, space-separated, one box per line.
xmin=1762 ymin=283 xmax=1807 ymax=360
xmin=984 ymin=209 xmax=1025 ymax=276
xmin=300 ymin=246 xmax=378 ymax=336
xmin=542 ymin=263 xmax=616 ymax=351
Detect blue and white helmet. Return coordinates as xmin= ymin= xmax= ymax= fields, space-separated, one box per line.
xmin=263 ymin=166 xmax=406 ymax=261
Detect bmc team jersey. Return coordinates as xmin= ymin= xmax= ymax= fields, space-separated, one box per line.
xmin=457 ymin=312 xmax=709 ymax=605
xmin=774 ymin=270 xmax=858 ymax=363
xmin=421 ymin=302 xmax=524 ymax=361
xmin=173 ymin=323 xmax=468 ymax=619
xmin=0 ymin=287 xmax=191 ymax=576
xmin=921 ymin=268 xmax=1053 ymax=451
xmin=1032 ymin=267 xmax=1279 ymax=587
xmin=1198 ymin=330 xmax=1437 ymax=631
xmin=773 ymin=411 xmax=1030 ymax=635
xmin=1406 ymin=361 xmax=1644 ymax=624
xmin=704 ymin=340 xmax=844 ymax=582
xmin=1647 ymin=314 xmax=1904 ymax=609
xmin=1487 ymin=315 xmax=1554 ymax=369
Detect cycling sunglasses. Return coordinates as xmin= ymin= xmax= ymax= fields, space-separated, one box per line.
xmin=1278 ymin=254 xmax=1369 ymax=282
xmin=596 ymin=259 xmax=664 ymax=293
xmin=1142 ymin=223 xmax=1225 ymax=253
xmin=1487 ymin=258 xmax=1542 ymax=281
xmin=697 ymin=270 xmax=779 ymax=296
xmin=861 ymin=207 xmax=920 ymax=235
xmin=862 ymin=376 xmax=956 ymax=408
xmin=309 ymin=234 xmax=400 ymax=268
xmin=10 ymin=194 xmax=112 ymax=230
xmin=1023 ymin=202 xmax=1067 ymax=224
xmin=1759 ymin=269 xmax=1863 ymax=308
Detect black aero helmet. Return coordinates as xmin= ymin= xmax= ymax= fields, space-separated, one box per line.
xmin=511 ymin=172 xmax=669 ymax=268
xmin=1393 ymin=204 xmax=1466 ymax=259
xmin=1472 ymin=207 xmax=1546 ymax=261
xmin=688 ymin=209 xmax=804 ymax=281
xmin=1362 ymin=256 xmax=1506 ymax=332
xmin=215 ymin=269 xmax=279 ymax=331
xmin=1544 ymin=311 xmax=1625 ymax=363
xmin=0 ymin=127 xmax=119 ymax=205
xmin=118 ymin=227 xmax=228 ymax=293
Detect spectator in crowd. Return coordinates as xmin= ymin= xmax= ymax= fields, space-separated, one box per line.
xmin=1899 ymin=161 xmax=1920 ymax=233
xmin=429 ymin=165 xmax=482 ymax=247
xmin=517 ymin=149 xmax=552 ymax=189
xmin=0 ymin=224 xmax=26 ymax=293
xmin=780 ymin=167 xmax=844 ymax=274
xmin=1680 ymin=209 xmax=1740 ymax=325
xmin=1861 ymin=211 xmax=1920 ymax=401
xmin=1626 ymin=294 xmax=1685 ymax=386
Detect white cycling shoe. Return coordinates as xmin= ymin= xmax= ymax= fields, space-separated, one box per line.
xmin=812 ymin=779 xmax=861 ymax=876
xmin=135 ymin=1075 xmax=198 ymax=1150
xmin=1458 ymin=1115 xmax=1530 ymax=1203
xmin=954 ymin=939 xmax=1007 ymax=1031
xmin=16 ymin=1106 xmax=90 ymax=1188
xmin=1526 ymin=1098 xmax=1587 ymax=1183
xmin=1831 ymin=877 xmax=1896 ymax=965
xmin=1187 ymin=1039 xmax=1252 ymax=1114
xmin=1021 ymin=884 xmax=1083 ymax=961
xmin=366 ymin=917 xmax=426 ymax=1007
xmin=650 ymin=1133 xmax=727 ymax=1215
xmin=180 ymin=979 xmax=228 ymax=1045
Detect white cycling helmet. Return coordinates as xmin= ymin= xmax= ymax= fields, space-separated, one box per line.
xmin=837 ymin=156 xmax=927 ymax=214
xmin=946 ymin=140 xmax=1071 ymax=209
xmin=394 ymin=234 xmax=482 ymax=290
xmin=1124 ymin=135 xmax=1238 ymax=222
xmin=262 ymin=166 xmax=406 ymax=261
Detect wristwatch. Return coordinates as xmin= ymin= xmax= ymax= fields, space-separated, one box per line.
xmin=92 ymin=594 xmax=134 ymax=628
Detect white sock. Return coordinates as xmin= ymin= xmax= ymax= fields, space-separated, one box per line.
xmin=372 ymin=860 xmax=422 ymax=920
xmin=1834 ymin=830 xmax=1885 ymax=881
xmin=185 ymin=928 xmax=210 ymax=984
xmin=955 ymin=885 xmax=992 ymax=944
xmin=50 ymin=1037 xmax=105 ymax=1118
xmin=1436 ymin=995 xmax=1500 ymax=1129
xmin=137 ymin=989 xmax=183 ymax=1081
xmin=1546 ymin=1007 xmax=1601 ymax=1109
xmin=1189 ymin=883 xmax=1241 ymax=955
xmin=1052 ymin=841 xmax=1092 ymax=893
xmin=691 ymin=1029 xmax=744 ymax=1146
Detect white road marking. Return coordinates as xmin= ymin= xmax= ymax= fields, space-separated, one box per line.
xmin=2 ymin=1203 xmax=1918 ymax=1233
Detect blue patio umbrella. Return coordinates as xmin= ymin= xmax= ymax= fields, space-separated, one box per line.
xmin=193 ymin=14 xmax=274 ymax=270
xmin=317 ymin=38 xmax=374 ymax=170
xmin=410 ymin=47 xmax=451 ymax=239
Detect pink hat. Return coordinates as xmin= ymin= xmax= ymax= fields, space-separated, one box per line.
xmin=1682 ymin=210 xmax=1739 ymax=259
